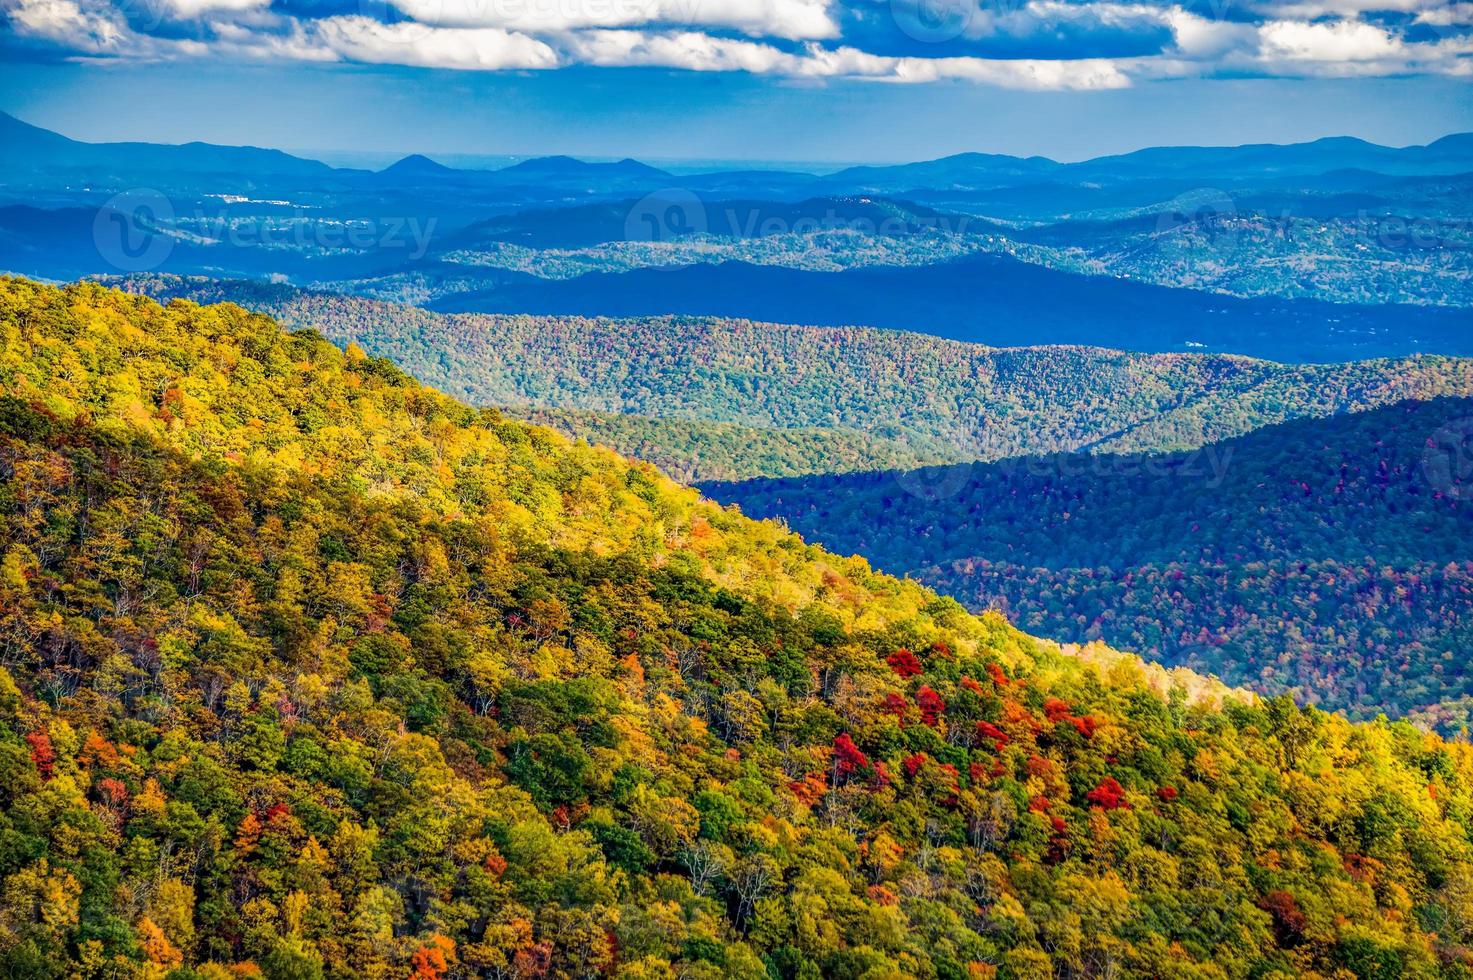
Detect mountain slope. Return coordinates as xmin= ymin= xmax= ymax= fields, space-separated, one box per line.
xmin=0 ymin=110 xmax=334 ymax=178
xmin=119 ymin=276 xmax=1473 ymax=480
xmin=4 ymin=278 xmax=1473 ymax=977
xmin=426 ymin=254 xmax=1473 ymax=362
xmin=703 ymin=399 xmax=1473 ymax=725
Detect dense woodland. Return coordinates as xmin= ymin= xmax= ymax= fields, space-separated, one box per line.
xmin=117 ymin=276 xmax=1473 ymax=481
xmin=3 ymin=278 xmax=1473 ymax=978
xmin=703 ymin=400 xmax=1473 ymax=726
xmin=5 ymin=278 xmax=1473 ymax=972
xmin=502 ymin=408 xmax=937 ymax=484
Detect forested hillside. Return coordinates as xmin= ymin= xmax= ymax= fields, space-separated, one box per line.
xmin=117 ymin=276 xmax=1473 ymax=481
xmin=502 ymin=407 xmax=939 ymax=483
xmin=704 ymin=400 xmax=1473 ymax=727
xmin=5 ymin=278 xmax=1473 ymax=978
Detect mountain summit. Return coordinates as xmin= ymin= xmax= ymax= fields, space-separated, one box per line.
xmin=378 ymin=152 xmax=458 ymax=176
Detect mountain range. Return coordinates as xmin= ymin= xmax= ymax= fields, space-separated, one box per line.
xmin=5 ymin=110 xmax=1470 ymax=192
xmin=3 ymin=110 xmax=1470 ymax=365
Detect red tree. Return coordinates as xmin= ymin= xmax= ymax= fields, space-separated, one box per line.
xmin=887 ymin=649 xmax=924 ymax=678
xmin=1086 ymin=777 xmax=1130 ymax=810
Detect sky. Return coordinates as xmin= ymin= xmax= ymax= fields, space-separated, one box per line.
xmin=2 ymin=0 xmax=1471 ymax=162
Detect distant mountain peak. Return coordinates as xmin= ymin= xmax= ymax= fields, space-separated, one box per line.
xmin=1426 ymin=132 xmax=1473 ymax=151
xmin=380 ymin=153 xmax=456 ymax=176
xmin=499 ymin=155 xmax=670 ymax=179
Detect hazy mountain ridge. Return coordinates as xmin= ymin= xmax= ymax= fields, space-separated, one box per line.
xmin=7 ymin=110 xmax=1468 ymax=190
xmin=5 ymin=111 xmax=1471 ymax=351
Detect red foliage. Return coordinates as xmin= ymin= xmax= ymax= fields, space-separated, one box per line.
xmin=930 ymin=640 xmax=953 ymax=659
xmin=887 ymin=649 xmax=924 ymax=678
xmin=96 ymin=778 xmax=129 ymax=807
xmin=25 ymin=732 xmax=54 ymax=780
xmin=1157 ymin=785 xmax=1179 ymax=801
xmin=1028 ymin=795 xmax=1052 ymax=813
xmin=1043 ymin=698 xmax=1073 ymax=722
xmin=1069 ymin=715 xmax=1097 ymax=738
xmin=1045 ymin=815 xmax=1072 ymax=864
xmin=985 ymin=663 xmax=1010 ymax=687
xmin=832 ymin=733 xmax=872 ymax=782
xmin=903 ymin=752 xmax=928 ymax=779
xmin=881 ymin=692 xmax=909 ymax=720
xmin=974 ymin=721 xmax=1009 ymax=750
xmin=959 ymin=675 xmax=985 ymax=696
xmin=1086 ymin=777 xmax=1130 ymax=810
xmin=1260 ymin=890 xmax=1307 ymax=944
xmin=915 ymin=686 xmax=946 ymax=726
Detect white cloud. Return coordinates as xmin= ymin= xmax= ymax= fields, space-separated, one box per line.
xmin=1417 ymin=1 xmax=1473 ymax=24
xmin=1164 ymin=7 xmax=1257 ymax=58
xmin=161 ymin=0 xmax=270 ymax=17
xmin=564 ymin=27 xmax=795 ymax=69
xmin=2 ymin=0 xmax=1468 ymax=85
xmin=309 ymin=15 xmax=559 ymax=68
xmin=564 ymin=28 xmax=1133 ymax=87
xmin=5 ymin=0 xmax=135 ymax=51
xmin=387 ymin=0 xmax=837 ymax=40
xmin=1258 ymin=17 xmax=1407 ymax=60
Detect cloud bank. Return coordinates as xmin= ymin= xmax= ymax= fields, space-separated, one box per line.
xmin=2 ymin=0 xmax=1470 ymax=88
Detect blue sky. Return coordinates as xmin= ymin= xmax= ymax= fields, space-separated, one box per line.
xmin=2 ymin=0 xmax=1470 ymax=161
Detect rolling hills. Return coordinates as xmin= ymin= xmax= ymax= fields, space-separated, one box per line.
xmin=4 ymin=276 xmax=1473 ymax=978
xmin=425 ymin=253 xmax=1473 ymax=362
xmin=116 ymin=276 xmax=1473 ymax=481
xmin=703 ymin=399 xmax=1473 ymax=727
